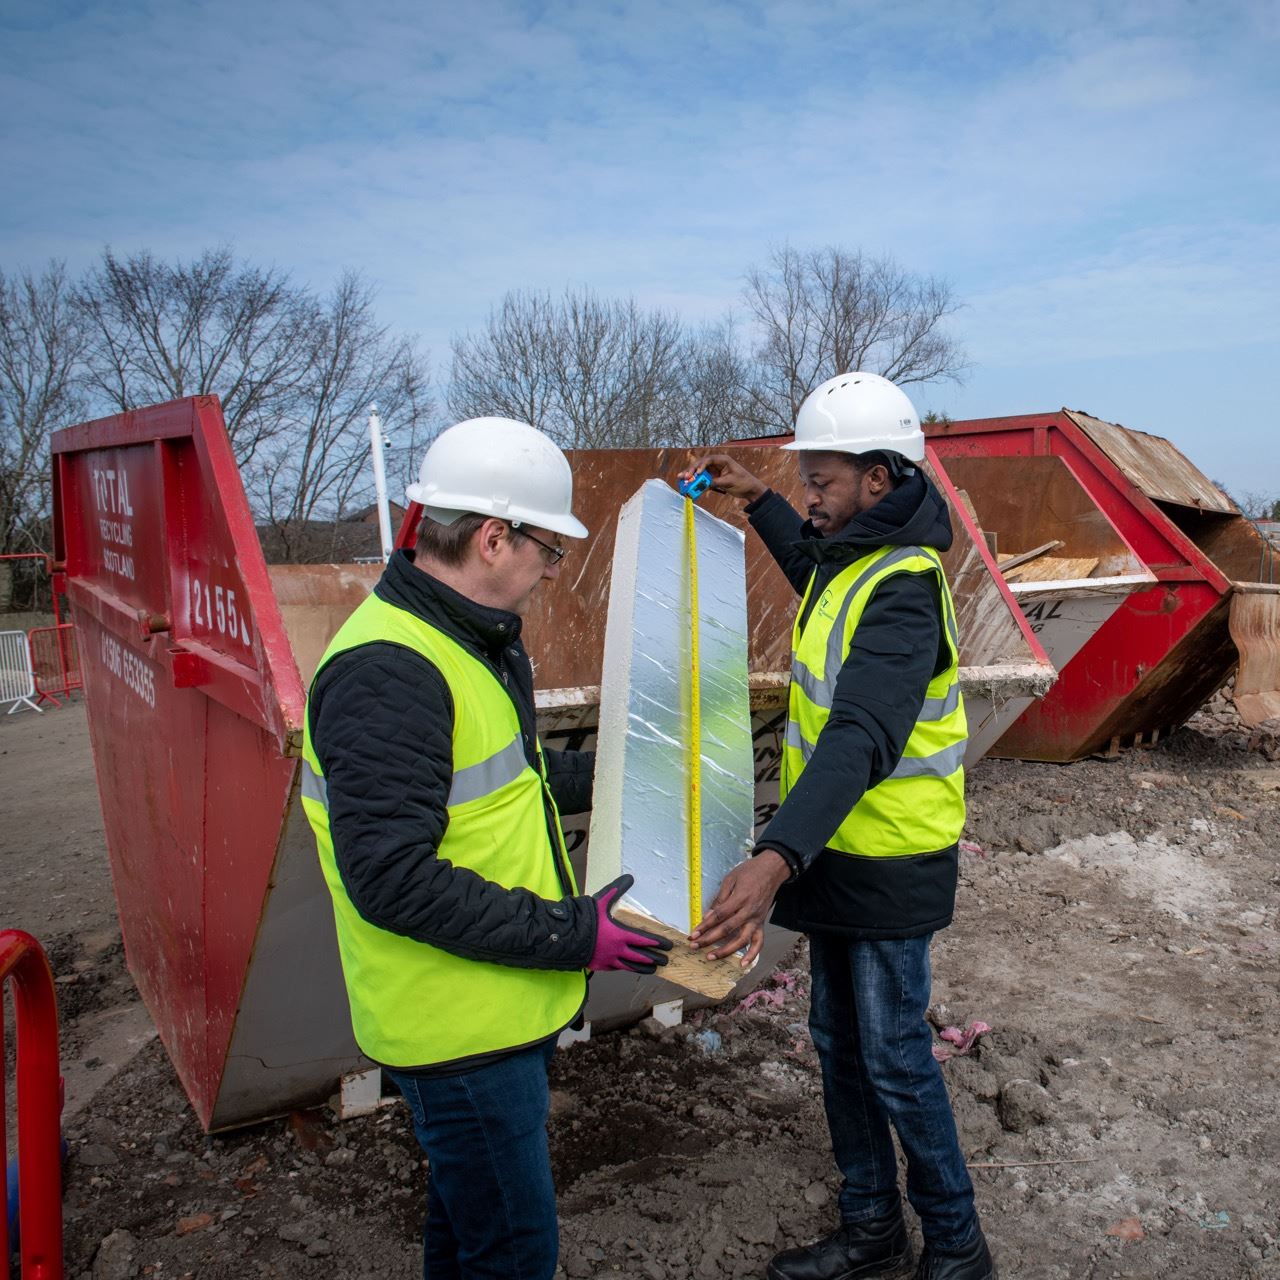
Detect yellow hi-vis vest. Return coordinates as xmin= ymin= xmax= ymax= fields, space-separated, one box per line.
xmin=780 ymin=544 xmax=968 ymax=856
xmin=300 ymin=591 xmax=586 ymax=1069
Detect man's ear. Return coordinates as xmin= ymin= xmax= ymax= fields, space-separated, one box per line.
xmin=865 ymin=463 xmax=892 ymax=495
xmin=474 ymin=517 xmax=509 ymax=565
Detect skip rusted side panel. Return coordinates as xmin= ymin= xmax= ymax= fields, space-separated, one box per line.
xmin=1065 ymin=410 xmax=1238 ymax=514
xmin=1230 ymin=589 xmax=1280 ymax=724
xmin=522 ymin=448 xmax=798 ymax=688
xmin=268 ymin=563 xmax=382 ymax=686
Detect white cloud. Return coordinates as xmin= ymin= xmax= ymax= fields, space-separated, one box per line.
xmin=964 ymin=222 xmax=1280 ymax=366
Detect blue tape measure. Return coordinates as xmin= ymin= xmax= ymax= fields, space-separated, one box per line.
xmin=679 ymin=470 xmax=712 ymax=500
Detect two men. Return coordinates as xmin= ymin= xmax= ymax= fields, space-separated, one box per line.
xmin=686 ymin=373 xmax=996 ymax=1280
xmin=300 ymin=416 xmax=670 ymax=1280
xmin=305 ymin=376 xmax=994 ymax=1279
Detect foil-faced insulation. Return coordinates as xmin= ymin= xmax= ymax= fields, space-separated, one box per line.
xmin=588 ymin=480 xmax=755 ymax=931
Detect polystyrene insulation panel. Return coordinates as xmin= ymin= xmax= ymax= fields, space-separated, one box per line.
xmin=587 ymin=480 xmax=755 ymax=930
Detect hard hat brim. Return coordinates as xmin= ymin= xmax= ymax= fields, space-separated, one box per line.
xmin=416 ymin=501 xmax=589 ymax=540
xmin=780 ymin=437 xmax=926 ymax=464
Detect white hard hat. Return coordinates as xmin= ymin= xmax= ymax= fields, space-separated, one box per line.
xmin=785 ymin=372 xmax=925 ymax=463
xmin=406 ymin=417 xmax=589 ymax=539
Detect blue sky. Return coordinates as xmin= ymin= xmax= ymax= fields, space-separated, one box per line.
xmin=3 ymin=0 xmax=1278 ymax=497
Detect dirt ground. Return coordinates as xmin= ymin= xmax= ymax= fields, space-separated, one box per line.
xmin=3 ymin=695 xmax=1280 ymax=1280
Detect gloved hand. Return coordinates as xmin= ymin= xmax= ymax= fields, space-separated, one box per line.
xmin=589 ymin=875 xmax=673 ymax=974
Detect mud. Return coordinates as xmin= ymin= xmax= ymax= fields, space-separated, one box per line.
xmin=3 ymin=700 xmax=1279 ymax=1279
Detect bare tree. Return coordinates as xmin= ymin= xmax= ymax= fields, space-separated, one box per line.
xmin=742 ymin=246 xmax=968 ymax=433
xmin=76 ymin=247 xmax=316 ymax=465
xmin=1235 ymin=491 xmax=1280 ymax=521
xmin=450 ymin=290 xmax=560 ymax=432
xmin=449 ymin=288 xmax=745 ymax=450
xmin=0 ymin=262 xmax=87 ymax=557
xmin=246 ymin=272 xmax=432 ymax=561
xmin=669 ymin=318 xmax=756 ymax=448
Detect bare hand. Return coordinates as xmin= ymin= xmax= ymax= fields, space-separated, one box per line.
xmin=688 ymin=850 xmax=790 ymax=966
xmin=678 ymin=453 xmax=768 ymax=505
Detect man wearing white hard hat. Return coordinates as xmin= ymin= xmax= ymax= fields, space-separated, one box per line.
xmin=681 ymin=374 xmax=996 ymax=1280
xmin=301 ymin=417 xmax=670 ymax=1279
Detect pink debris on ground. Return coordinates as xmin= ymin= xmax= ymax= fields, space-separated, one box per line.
xmin=735 ymin=969 xmax=802 ymax=1013
xmin=932 ymin=1020 xmax=992 ymax=1061
xmin=959 ymin=839 xmax=987 ymax=859
xmin=737 ymin=987 xmax=787 ymax=1013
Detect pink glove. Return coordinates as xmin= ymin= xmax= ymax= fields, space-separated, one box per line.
xmin=589 ymin=875 xmax=672 ymax=974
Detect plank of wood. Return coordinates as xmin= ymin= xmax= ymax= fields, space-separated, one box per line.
xmin=997 ymin=539 xmax=1065 ymax=573
xmin=1003 ymin=555 xmax=1100 ymax=583
xmin=614 ymin=906 xmax=754 ymax=1000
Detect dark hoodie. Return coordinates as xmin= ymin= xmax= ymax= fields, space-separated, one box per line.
xmin=746 ymin=470 xmax=961 ymax=939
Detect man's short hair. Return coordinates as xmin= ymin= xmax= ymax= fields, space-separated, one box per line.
xmin=415 ymin=512 xmax=489 ymax=567
xmin=845 ymin=450 xmax=913 ymax=487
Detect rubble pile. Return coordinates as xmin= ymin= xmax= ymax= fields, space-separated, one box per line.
xmin=1186 ymin=679 xmax=1280 ymax=760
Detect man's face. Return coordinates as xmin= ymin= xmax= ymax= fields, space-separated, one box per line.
xmin=798 ymin=452 xmax=883 ymax=536
xmin=492 ymin=523 xmax=565 ymax=615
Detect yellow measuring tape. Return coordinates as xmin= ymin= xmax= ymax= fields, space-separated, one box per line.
xmin=684 ymin=496 xmax=703 ymax=928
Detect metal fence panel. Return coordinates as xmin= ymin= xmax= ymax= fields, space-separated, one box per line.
xmin=0 ymin=629 xmax=40 ymax=714
xmin=28 ymin=624 xmax=82 ymax=707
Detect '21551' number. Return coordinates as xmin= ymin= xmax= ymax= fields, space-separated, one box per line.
xmin=191 ymin=577 xmax=252 ymax=647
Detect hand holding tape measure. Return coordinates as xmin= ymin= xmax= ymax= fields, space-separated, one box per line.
xmin=677 ymin=454 xmax=770 ymax=505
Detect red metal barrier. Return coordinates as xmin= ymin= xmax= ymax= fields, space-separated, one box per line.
xmin=27 ymin=626 xmax=81 ymax=709
xmin=0 ymin=930 xmax=63 ymax=1280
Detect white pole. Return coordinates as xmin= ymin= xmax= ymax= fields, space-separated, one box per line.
xmin=368 ymin=404 xmax=394 ymax=563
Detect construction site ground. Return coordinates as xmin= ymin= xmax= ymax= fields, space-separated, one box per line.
xmin=3 ymin=700 xmax=1279 ymax=1280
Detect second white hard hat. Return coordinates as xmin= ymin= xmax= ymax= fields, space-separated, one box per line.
xmin=785 ymin=372 xmax=925 ymax=463
xmin=405 ymin=417 xmax=589 ymax=538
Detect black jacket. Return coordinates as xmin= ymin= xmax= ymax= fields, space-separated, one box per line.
xmin=307 ymin=551 xmax=599 ymax=987
xmin=749 ymin=470 xmax=961 ymax=939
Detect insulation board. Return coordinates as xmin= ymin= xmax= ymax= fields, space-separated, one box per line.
xmin=588 ymin=480 xmax=755 ymax=933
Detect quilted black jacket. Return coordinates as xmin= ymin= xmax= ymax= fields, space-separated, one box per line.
xmin=307 ymin=550 xmax=599 ymax=972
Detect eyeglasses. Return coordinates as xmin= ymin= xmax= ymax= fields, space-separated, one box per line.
xmin=509 ymin=522 xmax=566 ymax=565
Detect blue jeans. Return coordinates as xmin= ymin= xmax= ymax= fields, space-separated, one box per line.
xmin=386 ymin=1040 xmax=559 ymax=1280
xmin=808 ymin=932 xmax=978 ymax=1251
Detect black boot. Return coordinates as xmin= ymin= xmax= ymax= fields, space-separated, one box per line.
xmin=767 ymin=1212 xmax=913 ymax=1280
xmin=913 ymin=1228 xmax=997 ymax=1280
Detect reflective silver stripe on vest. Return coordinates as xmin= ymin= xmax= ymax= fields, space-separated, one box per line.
xmin=919 ymin=683 xmax=961 ymax=721
xmin=796 ymin=546 xmax=927 ymax=710
xmin=447 ymin=735 xmax=528 ymax=807
xmin=302 ymin=759 xmax=328 ymax=809
xmin=942 ymin=589 xmax=959 ymax=649
xmin=790 ymin=657 xmax=822 ymax=706
xmin=889 ymin=739 xmax=968 ymax=781
xmin=785 ymin=718 xmax=813 ymax=759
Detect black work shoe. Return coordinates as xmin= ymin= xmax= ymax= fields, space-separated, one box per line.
xmin=767 ymin=1213 xmax=913 ymax=1280
xmin=913 ymin=1228 xmax=997 ymax=1280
